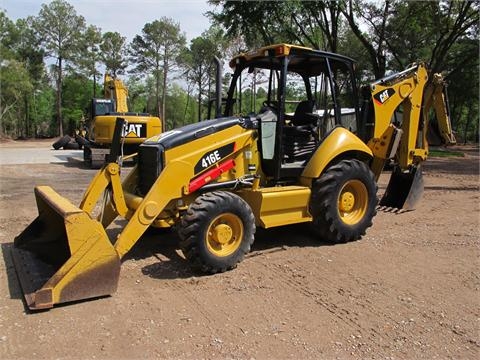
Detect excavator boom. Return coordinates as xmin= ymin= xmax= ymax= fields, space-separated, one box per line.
xmin=366 ymin=63 xmax=455 ymax=210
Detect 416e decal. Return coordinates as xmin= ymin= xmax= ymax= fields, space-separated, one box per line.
xmin=194 ymin=142 xmax=235 ymax=174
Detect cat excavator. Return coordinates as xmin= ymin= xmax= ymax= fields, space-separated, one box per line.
xmin=12 ymin=44 xmax=455 ymax=310
xmin=81 ymin=74 xmax=163 ymax=167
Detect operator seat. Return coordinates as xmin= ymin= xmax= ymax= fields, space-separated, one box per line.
xmin=291 ymin=100 xmax=316 ymax=126
xmin=283 ymin=100 xmax=318 ymax=163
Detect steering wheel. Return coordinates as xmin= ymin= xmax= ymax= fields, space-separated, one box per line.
xmin=260 ymin=100 xmax=278 ymax=114
xmin=262 ymin=100 xmax=278 ymax=112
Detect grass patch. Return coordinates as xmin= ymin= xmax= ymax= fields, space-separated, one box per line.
xmin=429 ymin=149 xmax=465 ymax=157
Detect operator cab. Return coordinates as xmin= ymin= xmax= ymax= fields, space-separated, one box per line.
xmin=91 ymin=98 xmax=116 ymax=117
xmin=223 ymin=44 xmax=360 ymax=183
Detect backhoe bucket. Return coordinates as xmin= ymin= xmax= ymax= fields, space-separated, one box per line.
xmin=12 ymin=186 xmax=120 ymax=310
xmin=378 ymin=165 xmax=424 ymax=211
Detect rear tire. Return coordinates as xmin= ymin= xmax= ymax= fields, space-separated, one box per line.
xmin=75 ymin=134 xmax=89 ymax=150
xmin=52 ymin=135 xmax=71 ymax=150
xmin=63 ymin=141 xmax=79 ymax=150
xmin=310 ymin=159 xmax=377 ymax=243
xmin=178 ymin=191 xmax=255 ymax=274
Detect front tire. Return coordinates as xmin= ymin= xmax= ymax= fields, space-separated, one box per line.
xmin=178 ymin=191 xmax=255 ymax=274
xmin=310 ymin=159 xmax=377 ymax=243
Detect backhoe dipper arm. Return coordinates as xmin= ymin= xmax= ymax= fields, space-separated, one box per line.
xmin=423 ymin=73 xmax=456 ymax=145
xmin=367 ymin=63 xmax=429 ymax=178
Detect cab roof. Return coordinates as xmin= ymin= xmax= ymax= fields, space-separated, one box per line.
xmin=229 ymin=44 xmax=356 ymax=77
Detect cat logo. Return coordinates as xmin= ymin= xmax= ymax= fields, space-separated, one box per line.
xmin=373 ymin=88 xmax=396 ymax=106
xmin=122 ymin=123 xmax=146 ymax=138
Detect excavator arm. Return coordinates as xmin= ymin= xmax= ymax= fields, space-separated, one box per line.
xmin=423 ymin=73 xmax=456 ymax=145
xmin=104 ymin=74 xmax=129 ymax=113
xmin=365 ymin=63 xmax=455 ymax=210
xmin=367 ymin=63 xmax=429 ymax=176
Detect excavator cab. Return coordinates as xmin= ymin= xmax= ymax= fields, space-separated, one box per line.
xmin=91 ymin=98 xmax=116 ymax=117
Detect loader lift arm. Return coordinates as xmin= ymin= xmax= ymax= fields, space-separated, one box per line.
xmin=80 ymin=118 xmax=194 ymax=259
xmin=81 ymin=117 xmax=129 ymax=218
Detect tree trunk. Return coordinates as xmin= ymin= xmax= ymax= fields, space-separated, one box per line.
xmin=197 ymin=80 xmax=202 ymax=122
xmin=24 ymin=94 xmax=29 ymax=138
xmin=155 ymin=68 xmax=163 ymax=130
xmin=184 ymin=84 xmax=192 ymax=125
xmin=463 ymin=103 xmax=473 ymax=145
xmin=93 ymin=73 xmax=96 ymax=98
xmin=162 ymin=49 xmax=168 ymax=129
xmin=57 ymin=57 xmax=63 ymax=136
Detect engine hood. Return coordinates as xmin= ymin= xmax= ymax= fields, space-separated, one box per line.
xmin=142 ymin=116 xmax=252 ymax=150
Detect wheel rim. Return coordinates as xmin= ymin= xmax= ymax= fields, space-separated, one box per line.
xmin=338 ymin=179 xmax=368 ymax=225
xmin=206 ymin=213 xmax=244 ymax=257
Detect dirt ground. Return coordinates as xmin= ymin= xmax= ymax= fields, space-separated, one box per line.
xmin=0 ymin=140 xmax=478 ymax=360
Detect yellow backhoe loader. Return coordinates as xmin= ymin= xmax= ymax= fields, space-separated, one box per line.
xmin=12 ymin=44 xmax=455 ymax=310
xmin=81 ymin=74 xmax=163 ymax=167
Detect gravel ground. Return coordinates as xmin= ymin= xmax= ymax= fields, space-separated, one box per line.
xmin=0 ymin=139 xmax=478 ymax=359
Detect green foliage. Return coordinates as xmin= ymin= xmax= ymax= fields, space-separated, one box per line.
xmin=165 ymin=84 xmax=197 ymax=129
xmin=31 ymin=88 xmax=55 ymax=137
xmin=75 ymin=24 xmax=102 ymax=98
xmin=0 ymin=59 xmax=33 ymax=136
xmin=208 ymin=0 xmax=343 ymax=51
xmin=32 ymin=0 xmax=86 ymax=60
xmin=0 ymin=11 xmax=16 ymax=60
xmin=130 ymin=17 xmax=187 ymax=129
xmin=125 ymin=77 xmax=150 ymax=113
xmin=429 ymin=149 xmax=464 ymax=158
xmin=182 ymin=35 xmax=221 ymax=121
xmin=61 ymin=74 xmax=94 ymax=134
xmin=100 ymin=31 xmax=129 ymax=77
xmin=32 ymin=0 xmax=86 ymax=136
xmin=0 ymin=0 xmax=477 ymax=144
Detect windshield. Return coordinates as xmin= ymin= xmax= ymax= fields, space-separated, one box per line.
xmin=225 ymin=54 xmax=358 ymax=134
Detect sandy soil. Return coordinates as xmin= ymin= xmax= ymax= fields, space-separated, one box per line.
xmin=0 ymin=140 xmax=478 ymax=359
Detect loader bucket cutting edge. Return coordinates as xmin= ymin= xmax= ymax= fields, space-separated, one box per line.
xmin=12 ymin=186 xmax=120 ymax=310
xmin=379 ymin=165 xmax=424 ymax=211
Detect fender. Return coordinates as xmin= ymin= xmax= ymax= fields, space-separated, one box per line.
xmin=301 ymin=127 xmax=373 ymax=182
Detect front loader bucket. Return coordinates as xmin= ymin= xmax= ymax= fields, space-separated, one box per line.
xmin=12 ymin=186 xmax=120 ymax=310
xmin=378 ymin=165 xmax=424 ymax=211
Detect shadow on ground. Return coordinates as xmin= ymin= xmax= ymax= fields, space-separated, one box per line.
xmin=117 ymin=221 xmax=333 ymax=282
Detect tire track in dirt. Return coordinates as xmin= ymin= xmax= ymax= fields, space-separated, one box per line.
xmin=249 ymin=251 xmax=458 ymax=356
xmin=163 ymin=279 xmax=216 ymax=326
xmin=125 ymin=244 xmax=229 ymax=329
xmin=248 ymin=254 xmax=389 ymax=356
